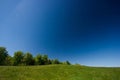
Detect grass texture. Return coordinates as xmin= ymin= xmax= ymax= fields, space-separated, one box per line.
xmin=0 ymin=65 xmax=120 ymax=80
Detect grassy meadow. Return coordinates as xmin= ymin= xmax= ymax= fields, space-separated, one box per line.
xmin=0 ymin=65 xmax=120 ymax=80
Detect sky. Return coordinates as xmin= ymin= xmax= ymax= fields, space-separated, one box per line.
xmin=0 ymin=0 xmax=120 ymax=67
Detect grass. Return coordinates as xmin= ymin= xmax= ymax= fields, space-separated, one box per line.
xmin=0 ymin=65 xmax=120 ymax=80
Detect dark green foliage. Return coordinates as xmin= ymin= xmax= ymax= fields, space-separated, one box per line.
xmin=4 ymin=56 xmax=13 ymax=66
xmin=66 ymin=61 xmax=71 ymax=65
xmin=35 ymin=54 xmax=51 ymax=65
xmin=48 ymin=59 xmax=52 ymax=64
xmin=0 ymin=46 xmax=71 ymax=66
xmin=63 ymin=61 xmax=71 ymax=65
xmin=0 ymin=47 xmax=8 ymax=65
xmin=52 ymin=59 xmax=60 ymax=64
xmin=42 ymin=55 xmax=49 ymax=65
xmin=13 ymin=51 xmax=24 ymax=66
xmin=23 ymin=52 xmax=34 ymax=65
xmin=35 ymin=54 xmax=43 ymax=65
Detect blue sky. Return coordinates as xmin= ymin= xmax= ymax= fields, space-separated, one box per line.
xmin=0 ymin=0 xmax=120 ymax=67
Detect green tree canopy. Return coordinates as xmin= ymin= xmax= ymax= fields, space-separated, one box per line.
xmin=52 ymin=59 xmax=60 ymax=64
xmin=42 ymin=55 xmax=49 ymax=65
xmin=0 ymin=47 xmax=8 ymax=65
xmin=5 ymin=56 xmax=13 ymax=66
xmin=23 ymin=52 xmax=34 ymax=65
xmin=0 ymin=46 xmax=71 ymax=66
xmin=65 ymin=61 xmax=71 ymax=65
xmin=13 ymin=51 xmax=24 ymax=66
xmin=35 ymin=54 xmax=43 ymax=65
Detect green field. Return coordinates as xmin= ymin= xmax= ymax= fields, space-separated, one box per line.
xmin=0 ymin=65 xmax=120 ymax=80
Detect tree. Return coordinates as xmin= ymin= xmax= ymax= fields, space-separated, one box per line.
xmin=48 ymin=59 xmax=52 ymax=64
xmin=13 ymin=51 xmax=24 ymax=66
xmin=5 ymin=56 xmax=13 ymax=66
xmin=52 ymin=59 xmax=60 ymax=64
xmin=23 ymin=52 xmax=34 ymax=65
xmin=42 ymin=55 xmax=49 ymax=65
xmin=0 ymin=46 xmax=72 ymax=66
xmin=0 ymin=47 xmax=8 ymax=65
xmin=35 ymin=54 xmax=43 ymax=65
xmin=65 ymin=61 xmax=71 ymax=65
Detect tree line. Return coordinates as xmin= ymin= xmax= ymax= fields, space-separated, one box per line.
xmin=0 ymin=47 xmax=71 ymax=66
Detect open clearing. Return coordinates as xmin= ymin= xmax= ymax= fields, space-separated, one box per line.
xmin=0 ymin=65 xmax=120 ymax=80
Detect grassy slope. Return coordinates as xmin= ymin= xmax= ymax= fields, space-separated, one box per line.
xmin=0 ymin=65 xmax=120 ymax=80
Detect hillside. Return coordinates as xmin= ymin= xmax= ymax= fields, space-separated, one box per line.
xmin=0 ymin=65 xmax=120 ymax=80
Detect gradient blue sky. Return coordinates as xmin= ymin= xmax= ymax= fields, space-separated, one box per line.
xmin=0 ymin=0 xmax=120 ymax=67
